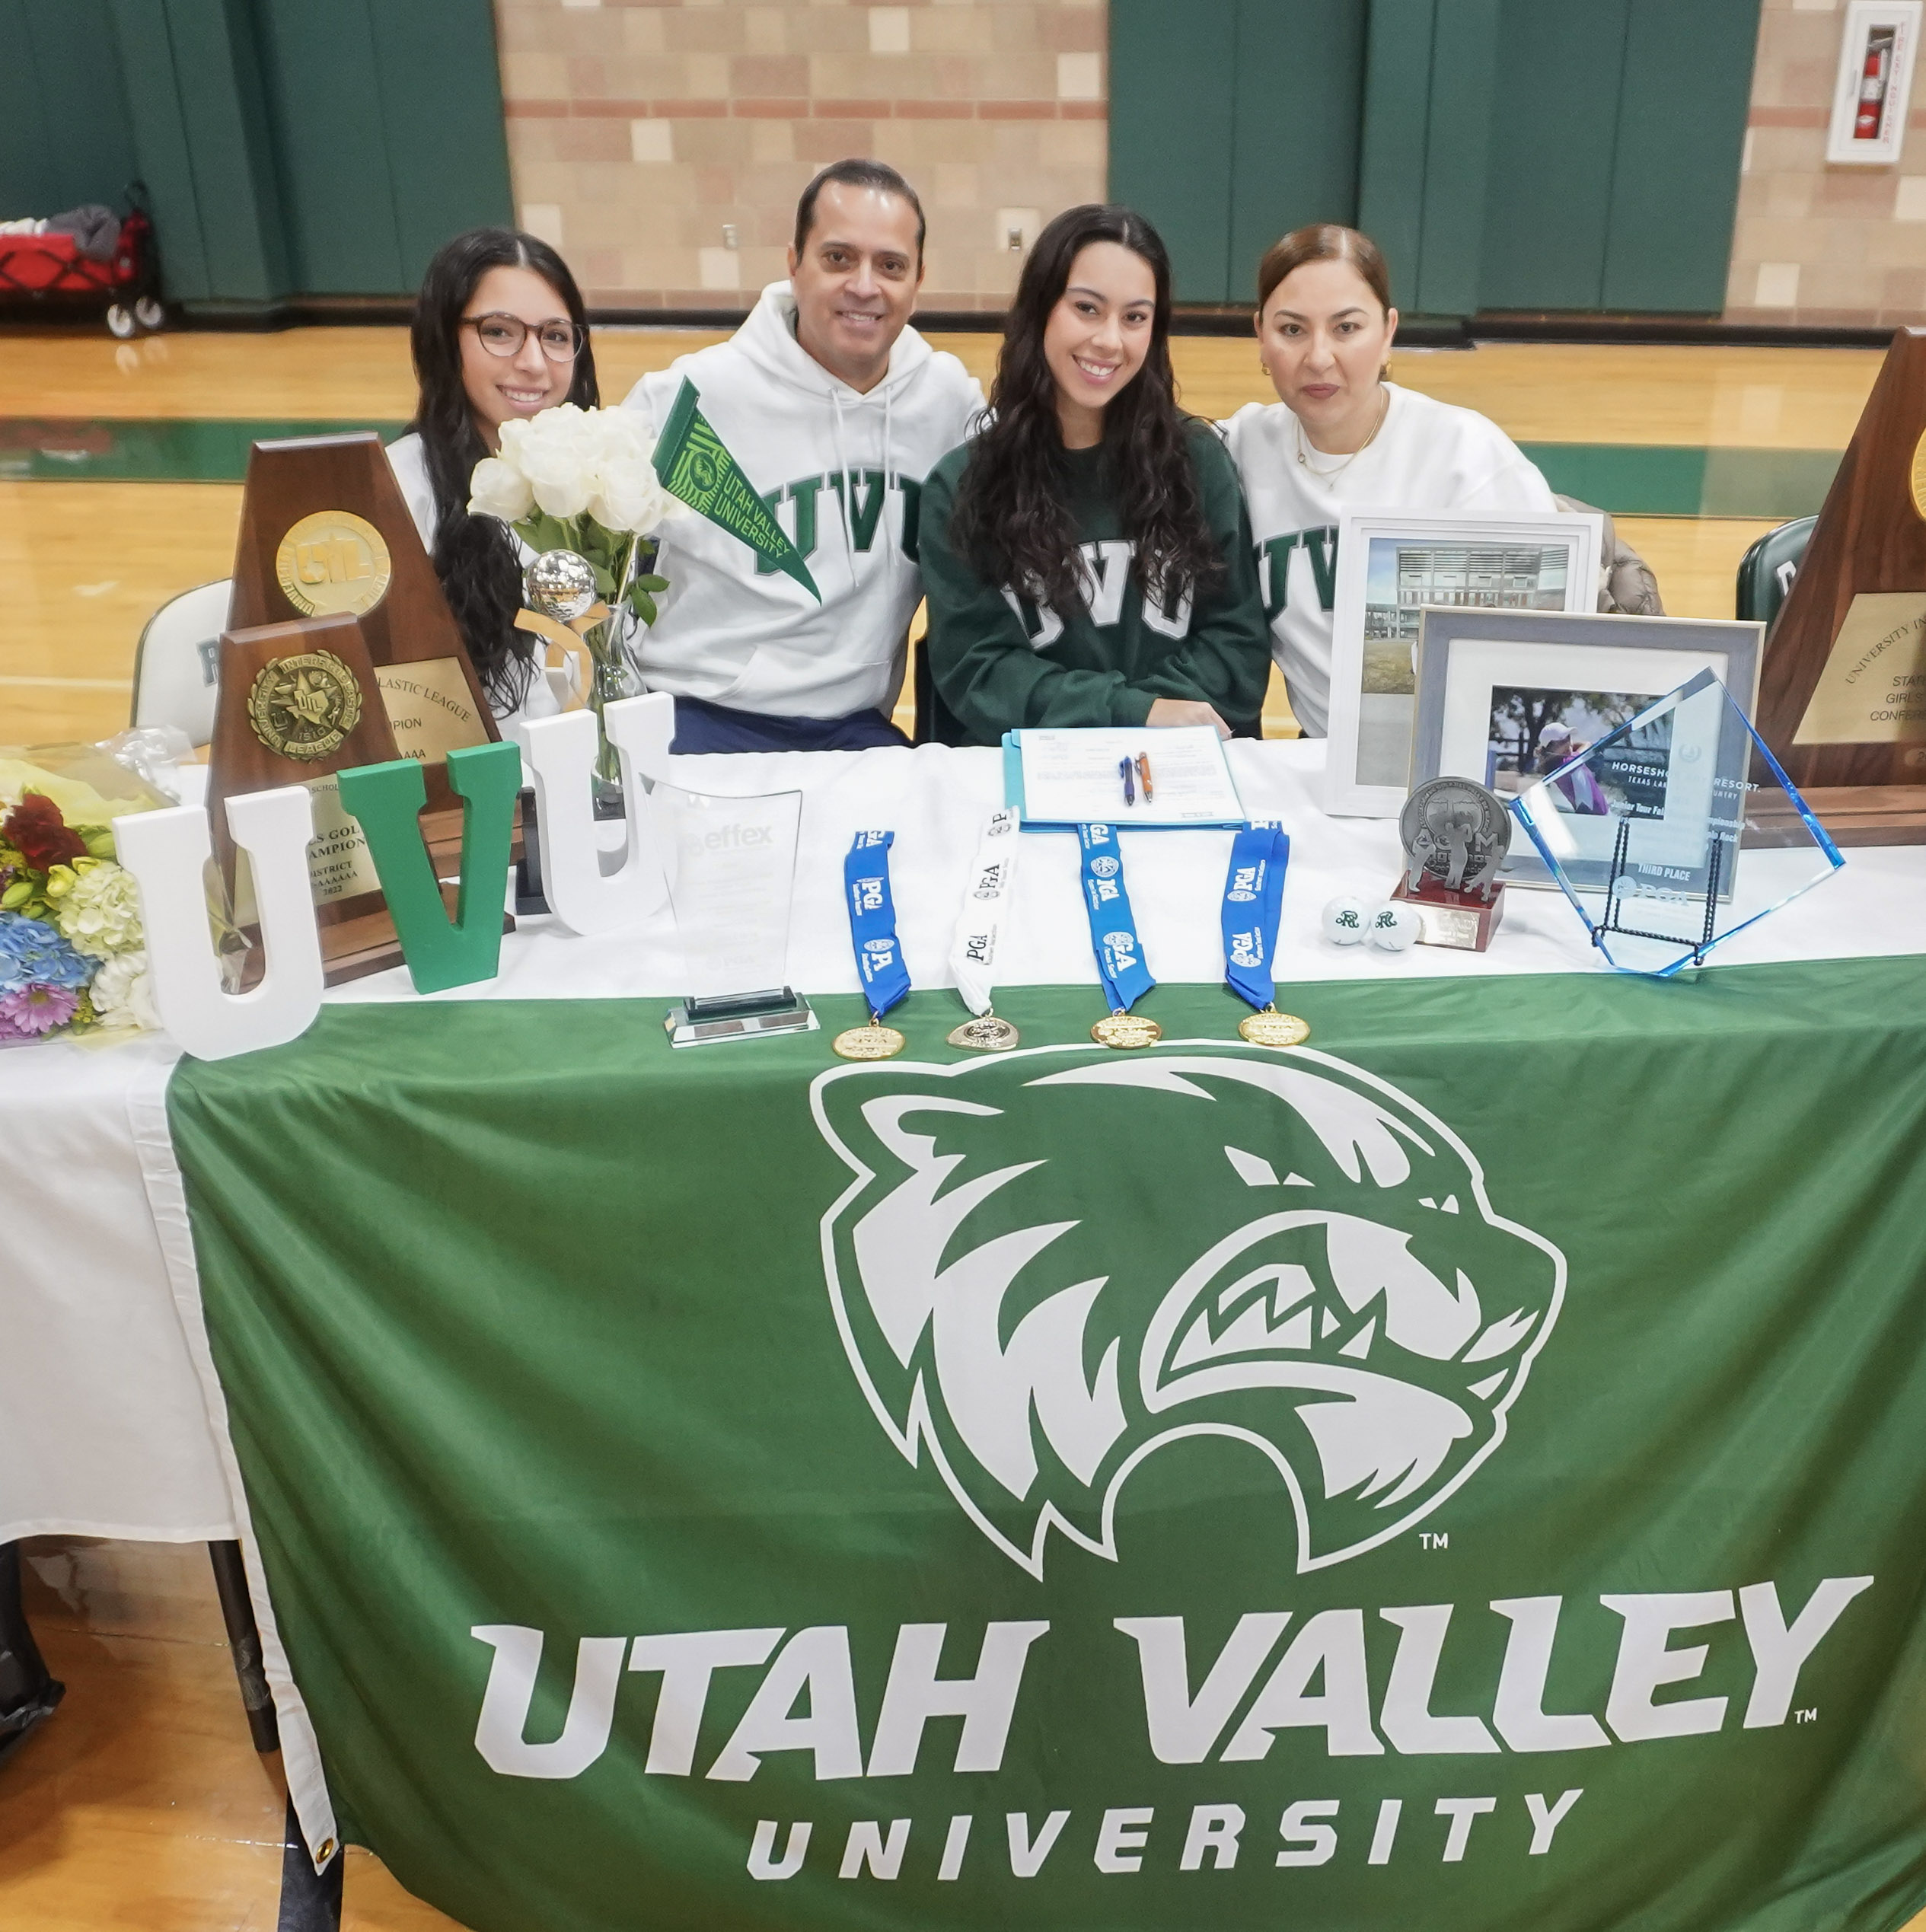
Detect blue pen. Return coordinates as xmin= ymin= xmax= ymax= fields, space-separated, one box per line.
xmin=1119 ymin=755 xmax=1136 ymax=806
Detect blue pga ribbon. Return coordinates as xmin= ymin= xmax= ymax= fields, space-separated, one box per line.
xmin=845 ymin=830 xmax=911 ymax=1020
xmin=1078 ymin=822 xmax=1155 ymax=1012
xmin=1221 ymin=820 xmax=1290 ymax=1009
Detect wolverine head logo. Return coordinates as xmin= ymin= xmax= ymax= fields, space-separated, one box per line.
xmin=812 ymin=1044 xmax=1564 ymax=1577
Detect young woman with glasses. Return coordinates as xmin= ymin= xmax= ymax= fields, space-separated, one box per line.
xmin=387 ymin=227 xmax=600 ymax=722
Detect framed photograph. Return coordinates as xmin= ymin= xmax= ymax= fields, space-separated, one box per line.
xmin=1827 ymin=0 xmax=1921 ymax=166
xmin=1324 ymin=509 xmax=1603 ymax=818
xmin=1409 ymin=607 xmax=1765 ymax=888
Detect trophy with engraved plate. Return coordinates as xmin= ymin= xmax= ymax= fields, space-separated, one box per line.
xmin=207 ymin=432 xmax=510 ymax=982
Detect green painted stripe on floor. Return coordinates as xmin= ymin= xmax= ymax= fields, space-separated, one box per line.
xmin=0 ymin=418 xmax=1844 ymax=523
xmin=0 ymin=419 xmax=406 ymax=483
xmin=1520 ymin=442 xmax=1840 ymax=518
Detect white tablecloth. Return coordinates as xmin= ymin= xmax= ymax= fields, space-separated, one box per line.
xmin=5 ymin=738 xmax=1925 ymax=1545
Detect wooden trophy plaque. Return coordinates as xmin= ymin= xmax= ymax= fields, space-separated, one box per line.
xmin=226 ymin=431 xmax=506 ymax=866
xmin=206 ymin=612 xmax=419 ymax=985
xmin=1755 ymin=327 xmax=1926 ymax=843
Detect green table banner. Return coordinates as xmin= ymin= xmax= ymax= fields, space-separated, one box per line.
xmin=169 ymin=963 xmax=1926 ymax=1932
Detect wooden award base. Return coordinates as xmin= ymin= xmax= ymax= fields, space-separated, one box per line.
xmin=1753 ymin=328 xmax=1926 ymax=820
xmin=1745 ymin=785 xmax=1926 ymax=849
xmin=238 ymin=882 xmax=515 ymax=990
xmin=1392 ymin=875 xmax=1506 ymax=951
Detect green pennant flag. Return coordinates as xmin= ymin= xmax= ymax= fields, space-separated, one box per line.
xmin=652 ymin=376 xmax=821 ymax=601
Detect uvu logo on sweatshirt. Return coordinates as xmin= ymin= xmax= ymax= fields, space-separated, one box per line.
xmin=755 ymin=470 xmax=922 ymax=574
xmin=1255 ymin=526 xmax=1339 ymax=620
xmin=1004 ymin=540 xmax=1195 ymax=650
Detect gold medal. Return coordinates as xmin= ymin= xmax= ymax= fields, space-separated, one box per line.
xmin=947 ymin=1013 xmax=1020 ymax=1052
xmin=1091 ymin=1010 xmax=1162 ymax=1050
xmin=1238 ymin=1008 xmax=1310 ymax=1047
xmin=833 ymin=1022 xmax=907 ymax=1060
xmin=275 ymin=510 xmax=392 ymax=618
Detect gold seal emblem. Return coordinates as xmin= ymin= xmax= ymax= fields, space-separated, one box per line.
xmin=1239 ymin=1009 xmax=1311 ymax=1047
xmin=1912 ymin=426 xmax=1926 ymax=522
xmin=1091 ymin=1011 xmax=1162 ymax=1050
xmin=947 ymin=1013 xmax=1020 ymax=1052
xmin=276 ymin=510 xmax=392 ymax=617
xmin=833 ymin=1022 xmax=907 ymax=1061
xmin=247 ymin=650 xmax=365 ymax=761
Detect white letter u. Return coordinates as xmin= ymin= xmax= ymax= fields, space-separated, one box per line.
xmin=470 ymin=1624 xmax=627 ymax=1779
xmin=115 ymin=788 xmax=324 ymax=1062
xmin=748 ymin=1820 xmax=812 ymax=1880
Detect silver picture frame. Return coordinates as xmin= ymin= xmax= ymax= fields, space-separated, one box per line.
xmin=1410 ymin=607 xmax=1765 ymax=887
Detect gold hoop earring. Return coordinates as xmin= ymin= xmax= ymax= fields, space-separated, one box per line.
xmin=1379 ymin=361 xmax=1391 ymax=381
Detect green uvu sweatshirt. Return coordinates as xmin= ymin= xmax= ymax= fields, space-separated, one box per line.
xmin=917 ymin=422 xmax=1273 ymax=747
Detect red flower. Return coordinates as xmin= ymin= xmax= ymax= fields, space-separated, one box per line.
xmin=3 ymin=792 xmax=86 ymax=872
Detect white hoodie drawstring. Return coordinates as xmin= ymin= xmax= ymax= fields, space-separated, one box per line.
xmin=882 ymin=384 xmax=896 ymax=584
xmin=828 ymin=378 xmax=900 ymax=585
xmin=830 ymin=389 xmax=856 ymax=572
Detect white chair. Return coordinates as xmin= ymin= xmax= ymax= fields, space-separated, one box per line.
xmin=130 ymin=579 xmax=232 ymax=748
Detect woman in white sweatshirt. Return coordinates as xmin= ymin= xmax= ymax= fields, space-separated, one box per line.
xmin=1220 ymin=225 xmax=1555 ymax=739
xmin=385 ymin=227 xmax=601 ymax=728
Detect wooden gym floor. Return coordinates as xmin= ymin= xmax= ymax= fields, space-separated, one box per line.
xmin=0 ymin=328 xmax=1910 ymax=1931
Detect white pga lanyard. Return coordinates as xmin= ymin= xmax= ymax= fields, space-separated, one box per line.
xmin=947 ymin=810 xmax=1021 ymax=1041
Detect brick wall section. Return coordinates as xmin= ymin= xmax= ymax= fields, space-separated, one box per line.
xmin=1727 ymin=0 xmax=1926 ymax=326
xmin=495 ymin=0 xmax=1108 ymax=311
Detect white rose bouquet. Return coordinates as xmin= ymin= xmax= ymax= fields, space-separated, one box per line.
xmin=469 ymin=406 xmax=681 ymax=744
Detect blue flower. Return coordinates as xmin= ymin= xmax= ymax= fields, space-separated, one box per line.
xmin=0 ymin=911 xmax=93 ymax=993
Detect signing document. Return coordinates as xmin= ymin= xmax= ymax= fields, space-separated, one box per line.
xmin=1005 ymin=725 xmax=1247 ymax=830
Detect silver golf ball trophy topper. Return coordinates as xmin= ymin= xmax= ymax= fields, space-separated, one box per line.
xmin=524 ymin=548 xmax=600 ymax=624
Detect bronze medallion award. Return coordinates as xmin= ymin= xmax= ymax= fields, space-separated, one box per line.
xmin=245 ymin=650 xmax=365 ymax=760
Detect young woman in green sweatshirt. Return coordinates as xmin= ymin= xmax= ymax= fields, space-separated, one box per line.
xmin=918 ymin=203 xmax=1272 ymax=747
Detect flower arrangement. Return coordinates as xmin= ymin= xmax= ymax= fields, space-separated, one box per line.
xmin=0 ymin=770 xmax=157 ymax=1045
xmin=470 ymin=401 xmax=677 ymax=618
xmin=470 ymin=406 xmax=679 ymax=787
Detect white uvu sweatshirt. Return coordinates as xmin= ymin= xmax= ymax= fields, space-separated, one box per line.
xmin=1220 ymin=384 xmax=1555 ymax=738
xmin=624 ymin=281 xmax=983 ymax=719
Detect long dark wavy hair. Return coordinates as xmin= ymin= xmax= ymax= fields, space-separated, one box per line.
xmin=408 ymin=228 xmax=599 ymax=710
xmin=950 ymin=204 xmax=1219 ymax=615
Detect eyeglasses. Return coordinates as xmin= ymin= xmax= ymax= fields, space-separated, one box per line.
xmin=463 ymin=314 xmax=585 ymax=362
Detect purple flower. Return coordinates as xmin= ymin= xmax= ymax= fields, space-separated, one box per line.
xmin=0 ymin=983 xmax=79 ymax=1037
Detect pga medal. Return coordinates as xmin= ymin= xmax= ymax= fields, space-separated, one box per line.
xmin=833 ymin=1017 xmax=907 ymax=1060
xmin=839 ymin=831 xmax=912 ymax=1061
xmin=1092 ymin=1009 xmax=1162 ymax=1050
xmin=947 ymin=1012 xmax=1020 ymax=1052
xmin=1238 ymin=1006 xmax=1310 ymax=1048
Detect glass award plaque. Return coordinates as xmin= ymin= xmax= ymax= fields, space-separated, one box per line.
xmin=648 ymin=779 xmax=815 ymax=1046
xmin=1510 ymin=670 xmax=1845 ymax=977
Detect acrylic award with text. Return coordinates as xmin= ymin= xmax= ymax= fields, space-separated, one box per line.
xmin=650 ymin=780 xmax=813 ymax=1046
xmin=1510 ymin=669 xmax=1844 ymax=977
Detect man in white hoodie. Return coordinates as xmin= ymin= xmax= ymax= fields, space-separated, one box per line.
xmin=624 ymin=159 xmax=984 ymax=751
